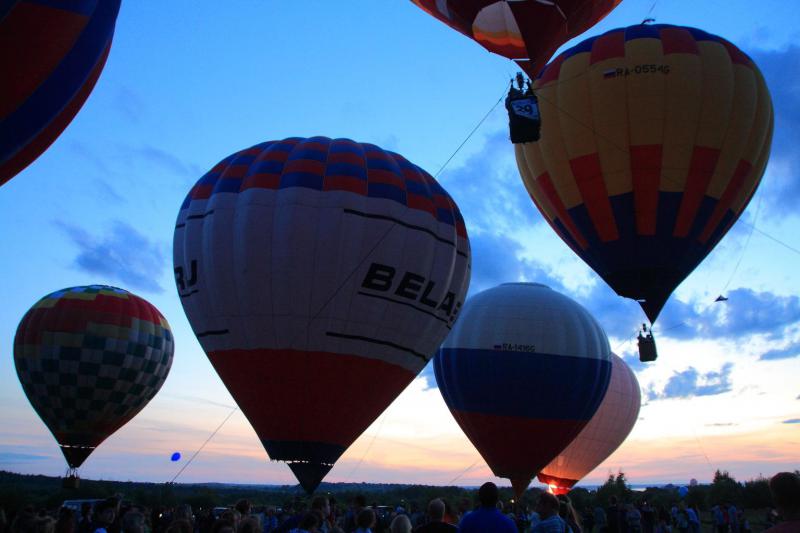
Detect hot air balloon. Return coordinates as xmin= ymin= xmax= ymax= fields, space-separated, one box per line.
xmin=0 ymin=0 xmax=121 ymax=186
xmin=538 ymin=353 xmax=640 ymax=494
xmin=434 ymin=283 xmax=611 ymax=496
xmin=515 ymin=25 xmax=773 ymax=329
xmin=173 ymin=136 xmax=471 ymax=493
xmin=14 ymin=285 xmax=174 ymax=485
xmin=410 ymin=0 xmax=621 ymax=78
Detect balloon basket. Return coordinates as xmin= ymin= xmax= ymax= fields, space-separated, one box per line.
xmin=63 ymin=474 xmax=80 ymax=489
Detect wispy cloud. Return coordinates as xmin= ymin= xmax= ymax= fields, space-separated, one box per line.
xmin=647 ymin=363 xmax=734 ymax=401
xmin=782 ymin=419 xmax=800 ymax=424
xmin=750 ymin=46 xmax=800 ymax=216
xmin=131 ymin=146 xmax=203 ymax=178
xmin=0 ymin=452 xmax=50 ymax=463
xmin=760 ymin=340 xmax=800 ymax=361
xmin=58 ymin=220 xmax=167 ymax=293
xmin=705 ymin=423 xmax=738 ymax=427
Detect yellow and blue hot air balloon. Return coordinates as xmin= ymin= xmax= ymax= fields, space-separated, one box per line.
xmin=515 ymin=24 xmax=774 ymax=325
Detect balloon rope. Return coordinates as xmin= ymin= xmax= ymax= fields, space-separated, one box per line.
xmin=169 ymin=406 xmax=239 ymax=484
xmin=341 ymin=411 xmax=389 ymax=483
xmin=447 ymin=457 xmax=483 ymax=485
xmin=434 ymin=86 xmax=507 ymax=178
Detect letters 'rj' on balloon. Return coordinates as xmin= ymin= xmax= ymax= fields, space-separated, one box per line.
xmin=174 ymin=136 xmax=471 ymax=494
xmin=14 ymin=285 xmax=174 ymax=472
xmin=434 ymin=283 xmax=611 ymax=497
xmin=538 ymin=353 xmax=641 ymax=494
xmin=515 ymin=24 xmax=773 ymax=324
xmin=0 ymin=0 xmax=121 ymax=186
xmin=410 ymin=0 xmax=621 ymax=78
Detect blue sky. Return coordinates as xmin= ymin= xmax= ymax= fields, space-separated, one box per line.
xmin=0 ymin=0 xmax=798 ymax=487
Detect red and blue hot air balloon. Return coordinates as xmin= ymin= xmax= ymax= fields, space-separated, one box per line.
xmin=434 ymin=283 xmax=611 ymax=496
xmin=0 ymin=0 xmax=121 ymax=186
xmin=174 ymin=136 xmax=471 ymax=493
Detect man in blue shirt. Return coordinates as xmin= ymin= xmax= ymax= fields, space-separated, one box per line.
xmin=459 ymin=482 xmax=517 ymax=533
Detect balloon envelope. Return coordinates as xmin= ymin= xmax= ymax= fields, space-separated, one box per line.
xmin=14 ymin=285 xmax=174 ymax=469
xmin=515 ymin=25 xmax=773 ymax=323
xmin=679 ymin=486 xmax=689 ymax=498
xmin=434 ymin=283 xmax=611 ymax=496
xmin=173 ymin=136 xmax=471 ymax=493
xmin=0 ymin=0 xmax=121 ymax=185
xmin=171 ymin=452 xmax=181 ymax=462
xmin=538 ymin=353 xmax=640 ymax=494
xmin=410 ymin=0 xmax=621 ymax=77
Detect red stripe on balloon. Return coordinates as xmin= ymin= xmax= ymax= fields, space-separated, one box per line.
xmin=659 ymin=26 xmax=698 ymax=55
xmin=450 ymin=409 xmax=588 ymax=480
xmin=0 ymin=2 xmax=89 ymax=118
xmin=569 ymin=153 xmax=619 ymax=242
xmin=323 ymin=175 xmax=368 ymax=194
xmin=535 ymin=172 xmax=589 ymax=249
xmin=630 ymin=144 xmax=662 ymax=236
xmin=207 ymin=348 xmax=415 ymax=447
xmin=672 ymin=146 xmax=720 ymax=237
xmin=589 ymin=31 xmax=625 ymax=65
xmin=699 ymin=159 xmax=752 ymax=243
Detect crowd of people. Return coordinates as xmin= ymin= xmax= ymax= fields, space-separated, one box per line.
xmin=1 ymin=472 xmax=797 ymax=533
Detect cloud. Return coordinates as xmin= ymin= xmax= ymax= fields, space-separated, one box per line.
xmin=760 ymin=341 xmax=800 ymax=361
xmin=58 ymin=220 xmax=167 ymax=293
xmin=705 ymin=423 xmax=738 ymax=427
xmin=750 ymin=46 xmax=800 ymax=215
xmin=783 ymin=419 xmax=800 ymax=424
xmin=0 ymin=452 xmax=50 ymax=463
xmin=132 ymin=146 xmax=202 ymax=178
xmin=647 ymin=363 xmax=734 ymax=401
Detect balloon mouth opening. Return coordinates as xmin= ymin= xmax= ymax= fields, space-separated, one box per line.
xmin=285 ymin=460 xmax=334 ymax=467
xmin=500 ymin=282 xmax=550 ymax=289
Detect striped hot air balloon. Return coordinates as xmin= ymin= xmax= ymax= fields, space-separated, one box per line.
xmin=173 ymin=136 xmax=471 ymax=493
xmin=0 ymin=0 xmax=121 ymax=185
xmin=538 ymin=353 xmax=640 ymax=494
xmin=410 ymin=0 xmax=621 ymax=78
xmin=515 ymin=24 xmax=773 ymax=324
xmin=434 ymin=283 xmax=611 ymax=496
xmin=14 ymin=285 xmax=174 ymax=471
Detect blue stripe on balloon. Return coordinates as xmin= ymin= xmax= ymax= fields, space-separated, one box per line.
xmin=435 ymin=348 xmax=611 ymax=421
xmin=368 ymin=182 xmax=406 ymax=203
xmin=280 ymin=172 xmax=323 ymax=190
xmin=326 ymin=162 xmax=367 ymax=180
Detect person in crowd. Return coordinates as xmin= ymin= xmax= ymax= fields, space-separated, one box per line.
xmin=458 ymin=482 xmax=516 ymax=533
xmin=531 ymin=493 xmax=570 ymax=533
xmin=120 ymin=511 xmax=145 ymax=533
xmin=92 ymin=502 xmax=117 ymax=533
xmin=165 ymin=521 xmax=191 ymax=533
xmin=623 ymin=503 xmax=640 ymax=533
xmin=593 ymin=504 xmax=607 ymax=533
xmin=211 ymin=518 xmax=234 ymax=533
xmin=287 ymin=513 xmax=318 ymax=533
xmin=235 ymin=504 xmax=250 ymax=522
xmin=606 ymin=498 xmax=621 ymax=533
xmin=310 ymin=498 xmax=330 ymax=533
xmin=557 ymin=496 xmax=581 ymax=533
xmin=725 ymin=503 xmax=738 ymax=533
xmin=765 ymin=471 xmax=800 ymax=532
xmin=440 ymin=502 xmax=457 ymax=527
xmin=56 ymin=508 xmax=76 ymax=533
xmin=388 ymin=515 xmax=411 ymax=533
xmin=263 ymin=508 xmax=278 ymax=533
xmin=238 ymin=517 xmax=260 ymax=533
xmin=639 ymin=502 xmax=654 ymax=533
xmin=413 ymin=499 xmax=456 ymax=533
xmin=353 ymin=509 xmax=375 ymax=533
xmin=77 ymin=505 xmax=94 ymax=533
xmin=653 ymin=507 xmax=670 ymax=533
xmin=344 ymin=497 xmax=367 ymax=533
xmin=673 ymin=504 xmax=688 ymax=533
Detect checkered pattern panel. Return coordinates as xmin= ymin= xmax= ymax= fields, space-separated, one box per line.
xmin=14 ymin=286 xmax=174 ymax=450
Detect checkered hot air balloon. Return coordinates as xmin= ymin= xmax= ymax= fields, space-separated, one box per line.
xmin=173 ymin=136 xmax=471 ymax=494
xmin=538 ymin=352 xmax=640 ymax=494
xmin=14 ymin=286 xmax=174 ymax=471
xmin=0 ymin=0 xmax=121 ymax=186
xmin=434 ymin=283 xmax=612 ymax=497
xmin=515 ymin=24 xmax=774 ymax=324
xmin=410 ymin=0 xmax=621 ymax=78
